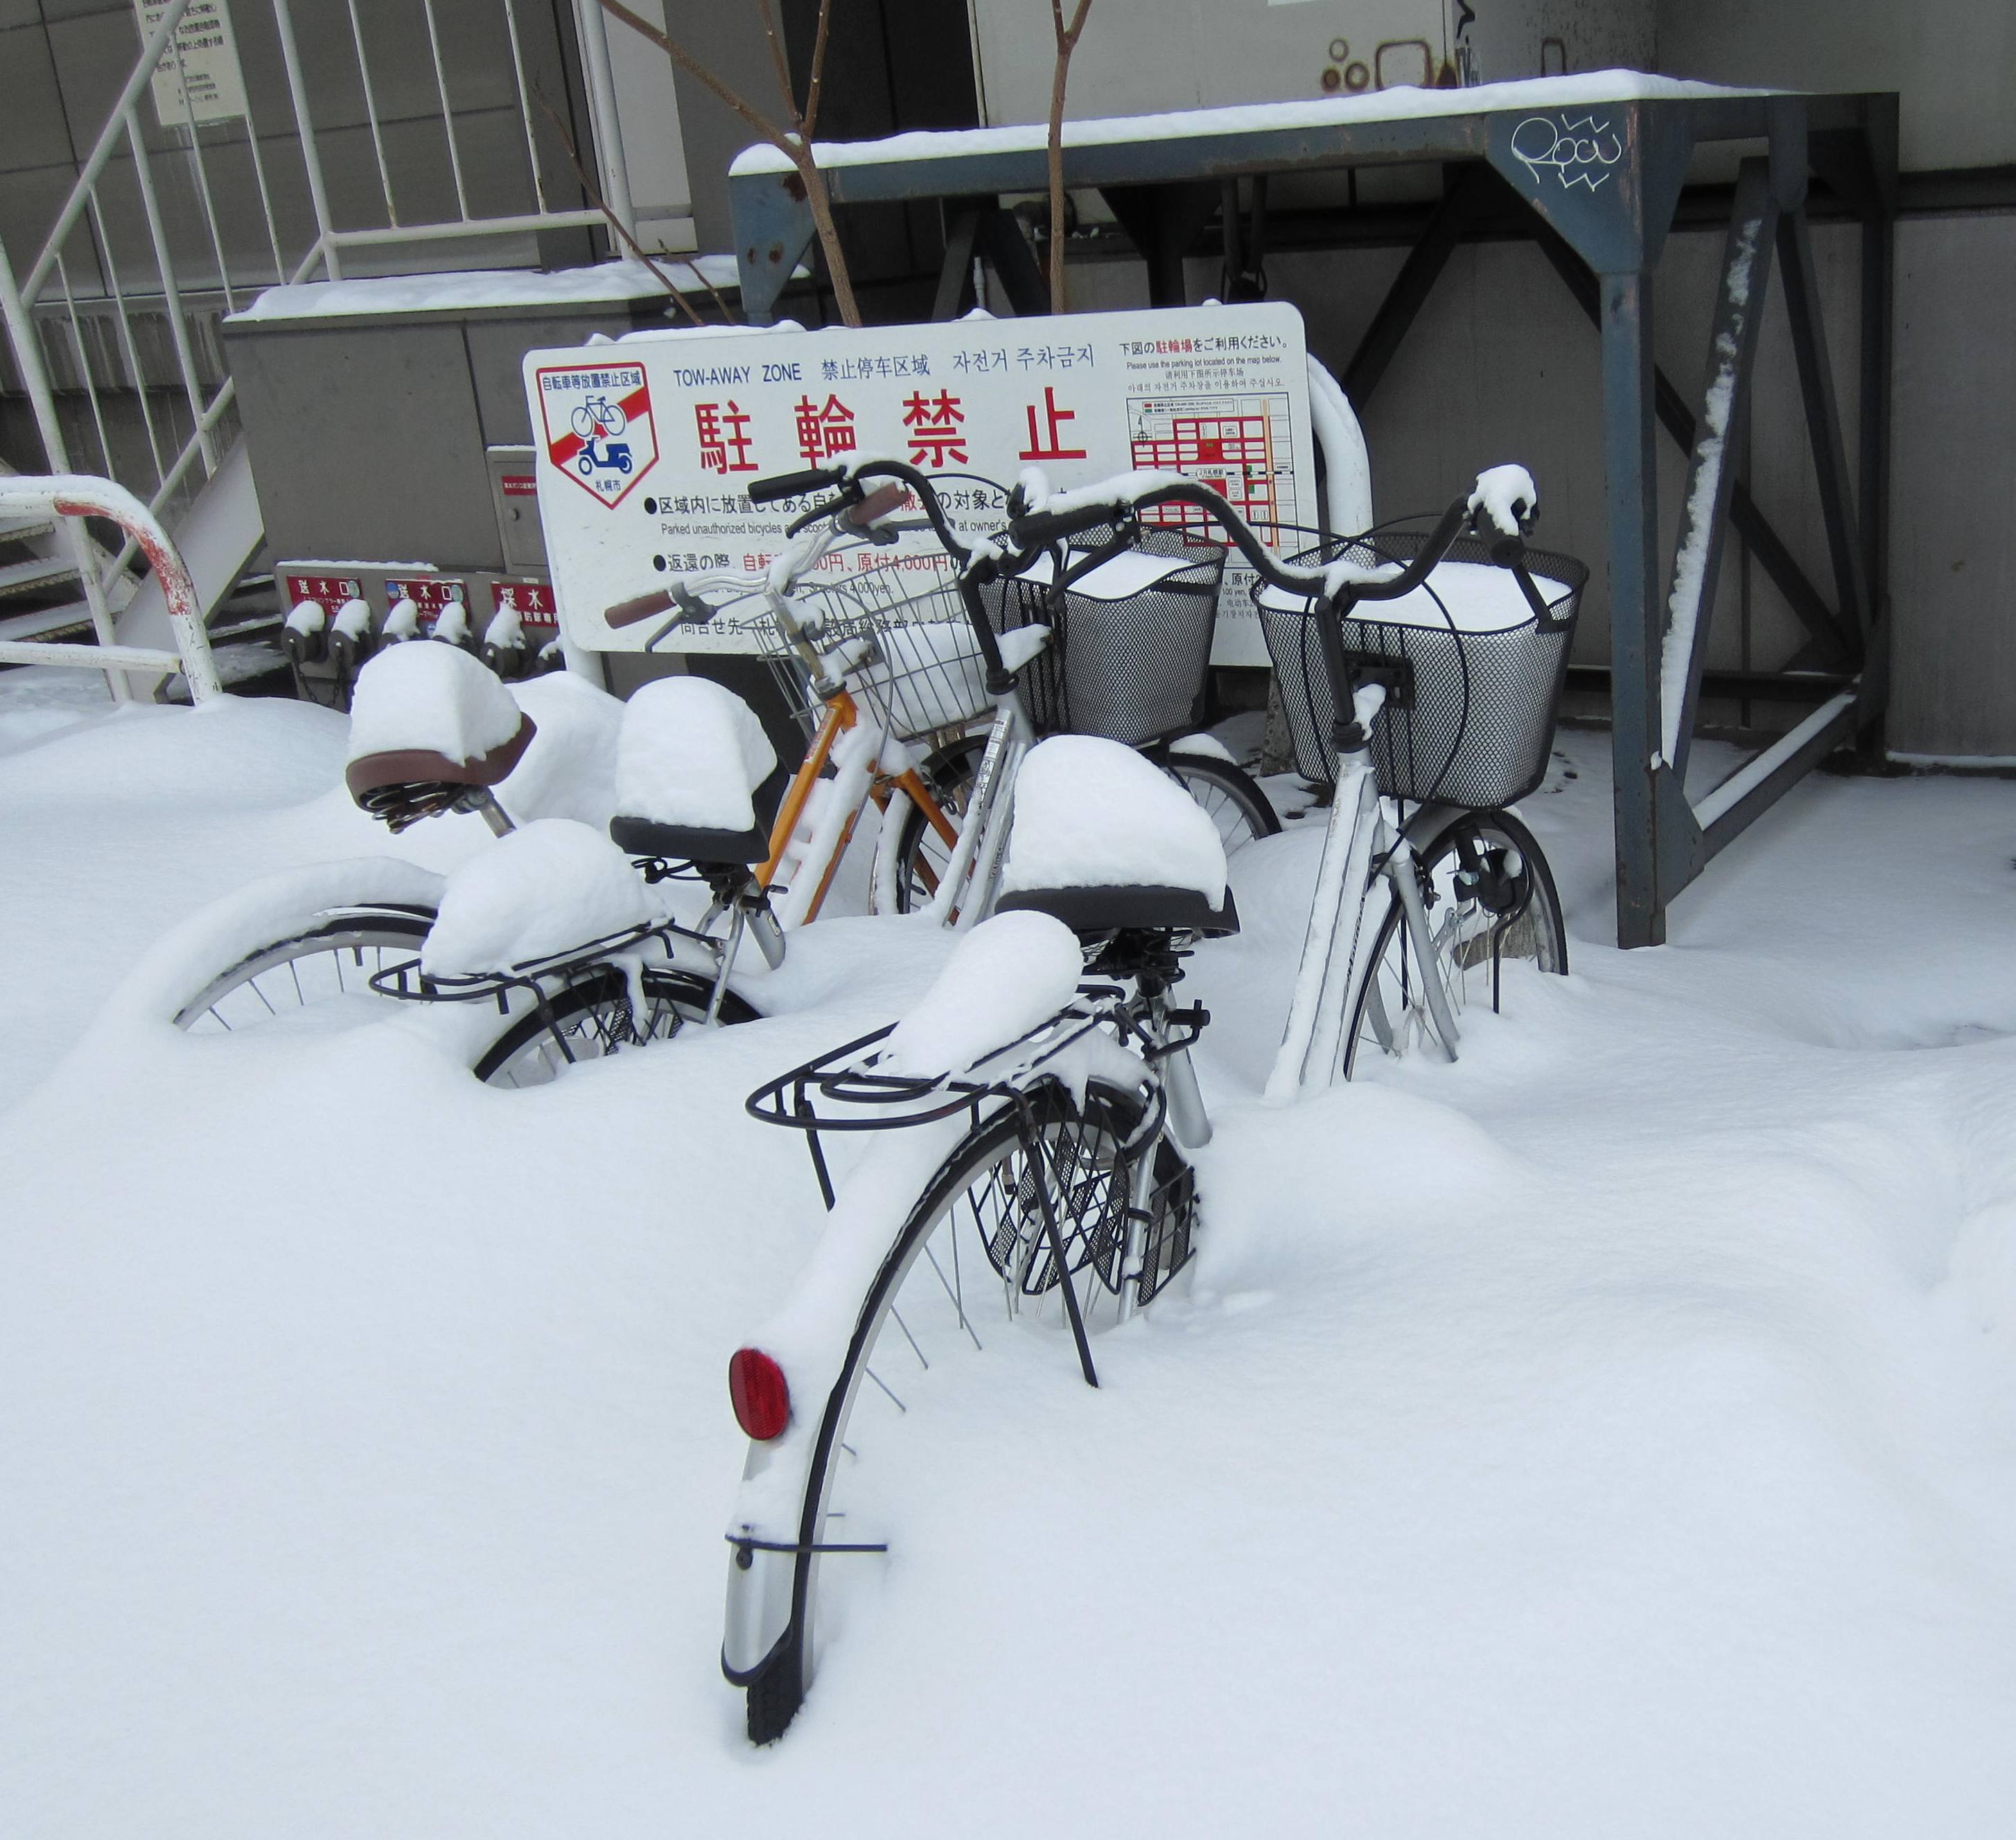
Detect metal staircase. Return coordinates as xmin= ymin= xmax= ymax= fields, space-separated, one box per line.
xmin=0 ymin=0 xmax=632 ymax=703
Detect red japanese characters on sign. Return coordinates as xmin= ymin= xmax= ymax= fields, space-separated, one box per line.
xmin=534 ymin=362 xmax=658 ymax=508
xmin=490 ymin=579 xmax=558 ymax=627
xmin=281 ymin=572 xmax=361 ymax=608
xmin=902 ymin=389 xmax=966 ymax=466
xmin=500 ymin=474 xmax=538 ymax=498
xmin=695 ymin=401 xmax=758 ymax=474
xmin=794 ymin=394 xmax=857 ymax=465
xmin=1019 ymin=385 xmax=1087 ymax=462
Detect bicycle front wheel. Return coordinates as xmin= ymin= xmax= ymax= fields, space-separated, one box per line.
xmin=1343 ymin=807 xmax=1567 ymax=1076
xmin=727 ymin=1079 xmax=1156 ymax=1744
xmin=473 ymin=965 xmax=758 ymax=1087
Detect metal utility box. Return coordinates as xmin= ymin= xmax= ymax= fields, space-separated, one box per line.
xmin=487 ymin=445 xmax=548 ymax=573
xmin=222 ymin=270 xmax=676 ymax=581
xmin=966 ymin=0 xmax=1655 ymax=122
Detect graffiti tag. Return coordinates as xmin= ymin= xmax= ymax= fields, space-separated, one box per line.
xmin=1509 ymin=114 xmax=1625 ymax=192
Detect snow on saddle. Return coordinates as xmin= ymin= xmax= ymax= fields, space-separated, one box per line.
xmin=608 ymin=676 xmax=787 ymax=867
xmin=997 ymin=735 xmax=1238 ymax=939
xmin=344 ymin=641 xmax=534 ymax=829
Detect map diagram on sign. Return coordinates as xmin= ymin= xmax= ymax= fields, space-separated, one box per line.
xmin=1127 ymin=392 xmax=1297 ymax=548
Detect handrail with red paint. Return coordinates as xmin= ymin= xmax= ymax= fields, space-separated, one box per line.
xmin=0 ymin=473 xmax=222 ymax=701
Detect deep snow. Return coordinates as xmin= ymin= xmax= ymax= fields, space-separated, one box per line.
xmin=4 ymin=685 xmax=2016 ymax=1838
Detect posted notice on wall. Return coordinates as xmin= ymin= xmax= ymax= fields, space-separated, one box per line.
xmin=135 ymin=1 xmax=248 ymax=129
xmin=523 ymin=302 xmax=1315 ymax=667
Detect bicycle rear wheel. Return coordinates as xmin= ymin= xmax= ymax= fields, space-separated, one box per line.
xmin=728 ymin=1079 xmax=1153 ymax=1743
xmin=173 ymin=910 xmax=437 ymax=1033
xmin=474 ymin=965 xmax=758 ymax=1087
xmin=1343 ymin=807 xmax=1566 ymax=1076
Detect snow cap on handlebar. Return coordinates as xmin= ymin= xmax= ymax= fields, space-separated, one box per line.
xmin=1468 ymin=464 xmax=1539 ymax=537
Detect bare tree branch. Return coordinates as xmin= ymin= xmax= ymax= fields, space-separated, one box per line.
xmin=802 ymin=0 xmax=834 ymax=140
xmin=595 ymin=0 xmax=861 ymax=326
xmin=1048 ymin=0 xmax=1094 ymax=313
xmin=531 ymin=84 xmax=715 ymax=327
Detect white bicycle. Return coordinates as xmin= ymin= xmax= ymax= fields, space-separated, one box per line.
xmin=717 ymin=462 xmax=1587 ymax=1742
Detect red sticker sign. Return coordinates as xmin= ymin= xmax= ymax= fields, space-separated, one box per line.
xmin=490 ymin=578 xmax=557 ymax=628
xmin=535 ymin=361 xmax=657 ymax=508
xmin=385 ymin=576 xmax=470 ymax=636
xmin=282 ymin=572 xmax=361 ymax=608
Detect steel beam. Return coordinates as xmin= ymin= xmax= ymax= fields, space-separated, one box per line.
xmin=1778 ymin=206 xmax=1873 ymax=667
xmin=1663 ymin=160 xmax=1780 ymax=780
xmin=1342 ymin=165 xmax=1493 ymax=408
xmin=1599 ymin=270 xmax=1667 ymax=947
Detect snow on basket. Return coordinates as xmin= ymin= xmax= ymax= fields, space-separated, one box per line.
xmin=881 ymin=908 xmax=1085 ymax=1076
xmin=614 ymin=676 xmax=777 ymax=833
xmin=1003 ymin=735 xmax=1227 ymax=903
xmin=421 ymin=819 xmax=654 ymax=976
xmin=347 ymin=640 xmax=523 ymax=767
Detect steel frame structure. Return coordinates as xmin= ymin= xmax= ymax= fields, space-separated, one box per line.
xmin=728 ymin=85 xmax=1898 ymax=947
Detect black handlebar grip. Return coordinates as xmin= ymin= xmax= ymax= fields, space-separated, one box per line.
xmin=1006 ymin=499 xmax=1129 ymax=550
xmin=747 ymin=466 xmax=846 ymax=505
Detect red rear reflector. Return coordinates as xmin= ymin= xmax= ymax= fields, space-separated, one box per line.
xmin=729 ymin=1347 xmax=790 ymax=1441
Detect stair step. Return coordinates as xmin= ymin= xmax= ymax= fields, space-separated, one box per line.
xmin=0 ymin=515 xmax=58 ymax=543
xmin=0 ymin=600 xmax=94 ymax=643
xmin=0 ymin=554 xmax=80 ymax=596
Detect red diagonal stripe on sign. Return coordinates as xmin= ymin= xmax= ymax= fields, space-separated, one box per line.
xmin=550 ymin=430 xmax=586 ymax=466
xmin=617 ymin=383 xmax=651 ymax=421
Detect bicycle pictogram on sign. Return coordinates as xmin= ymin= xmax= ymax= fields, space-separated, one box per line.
xmin=536 ymin=362 xmax=658 ymax=507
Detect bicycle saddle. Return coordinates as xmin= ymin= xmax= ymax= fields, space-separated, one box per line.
xmin=998 ymin=735 xmax=1241 ymax=940
xmin=344 ymin=640 xmax=536 ymax=801
xmin=608 ymin=676 xmax=785 ymax=866
xmin=997 ymin=882 xmax=1238 ymax=940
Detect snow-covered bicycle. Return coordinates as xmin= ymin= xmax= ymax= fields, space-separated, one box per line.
xmin=717 ymin=464 xmax=1586 ymax=1741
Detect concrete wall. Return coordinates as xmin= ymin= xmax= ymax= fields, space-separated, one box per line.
xmin=0 ymin=0 xmax=595 ymax=297
xmin=1658 ymin=0 xmax=2016 ymax=173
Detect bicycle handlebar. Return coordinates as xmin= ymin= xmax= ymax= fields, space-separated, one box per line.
xmin=1006 ymin=475 xmax=1504 ymax=611
xmin=747 ymin=466 xmax=846 ymax=505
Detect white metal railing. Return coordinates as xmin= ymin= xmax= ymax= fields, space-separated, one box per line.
xmin=0 ymin=475 xmax=220 ymax=699
xmin=0 ymin=0 xmax=634 ymax=700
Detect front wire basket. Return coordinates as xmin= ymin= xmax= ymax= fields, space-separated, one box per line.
xmin=987 ymin=526 xmax=1225 ymax=745
xmin=781 ymin=551 xmax=1001 ymax=747
xmin=1253 ymin=519 xmax=1587 ymax=807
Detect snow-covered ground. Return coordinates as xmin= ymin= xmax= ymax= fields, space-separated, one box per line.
xmin=5 ymin=683 xmax=2016 ymax=1837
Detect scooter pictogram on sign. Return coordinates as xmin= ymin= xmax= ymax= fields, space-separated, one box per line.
xmin=535 ymin=362 xmax=658 ymax=507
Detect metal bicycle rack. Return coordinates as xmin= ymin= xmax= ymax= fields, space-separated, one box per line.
xmin=726 ymin=83 xmax=1898 ymax=948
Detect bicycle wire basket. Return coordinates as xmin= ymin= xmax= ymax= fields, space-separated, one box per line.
xmin=987 ymin=527 xmax=1225 ymax=746
xmin=776 ymin=552 xmax=1002 ymax=748
xmin=1254 ymin=521 xmax=1587 ymax=807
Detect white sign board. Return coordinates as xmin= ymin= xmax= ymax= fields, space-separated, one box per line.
xmin=524 ymin=303 xmax=1315 ymax=667
xmin=136 ymin=1 xmax=249 ymax=129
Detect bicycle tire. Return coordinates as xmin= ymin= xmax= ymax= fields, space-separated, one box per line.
xmin=473 ymin=963 xmax=759 ymax=1087
xmin=173 ymin=907 xmax=439 ymax=1033
xmin=1153 ymin=751 xmax=1281 ymax=852
xmin=879 ymin=737 xmax=1279 ymax=917
xmin=1342 ymin=806 xmax=1567 ymax=1077
xmin=729 ymin=1078 xmax=1150 ymax=1743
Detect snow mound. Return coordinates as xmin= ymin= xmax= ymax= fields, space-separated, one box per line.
xmin=420 ymin=819 xmax=652 ymax=976
xmin=1003 ymin=735 xmax=1227 ymax=902
xmin=1256 ymin=559 xmax=1545 ymax=634
xmin=614 ymin=676 xmax=778 ymax=833
xmin=347 ymin=642 xmax=523 ymax=769
xmin=882 ymin=908 xmax=1085 ymax=1076
xmin=500 ymin=672 xmax=624 ymax=826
